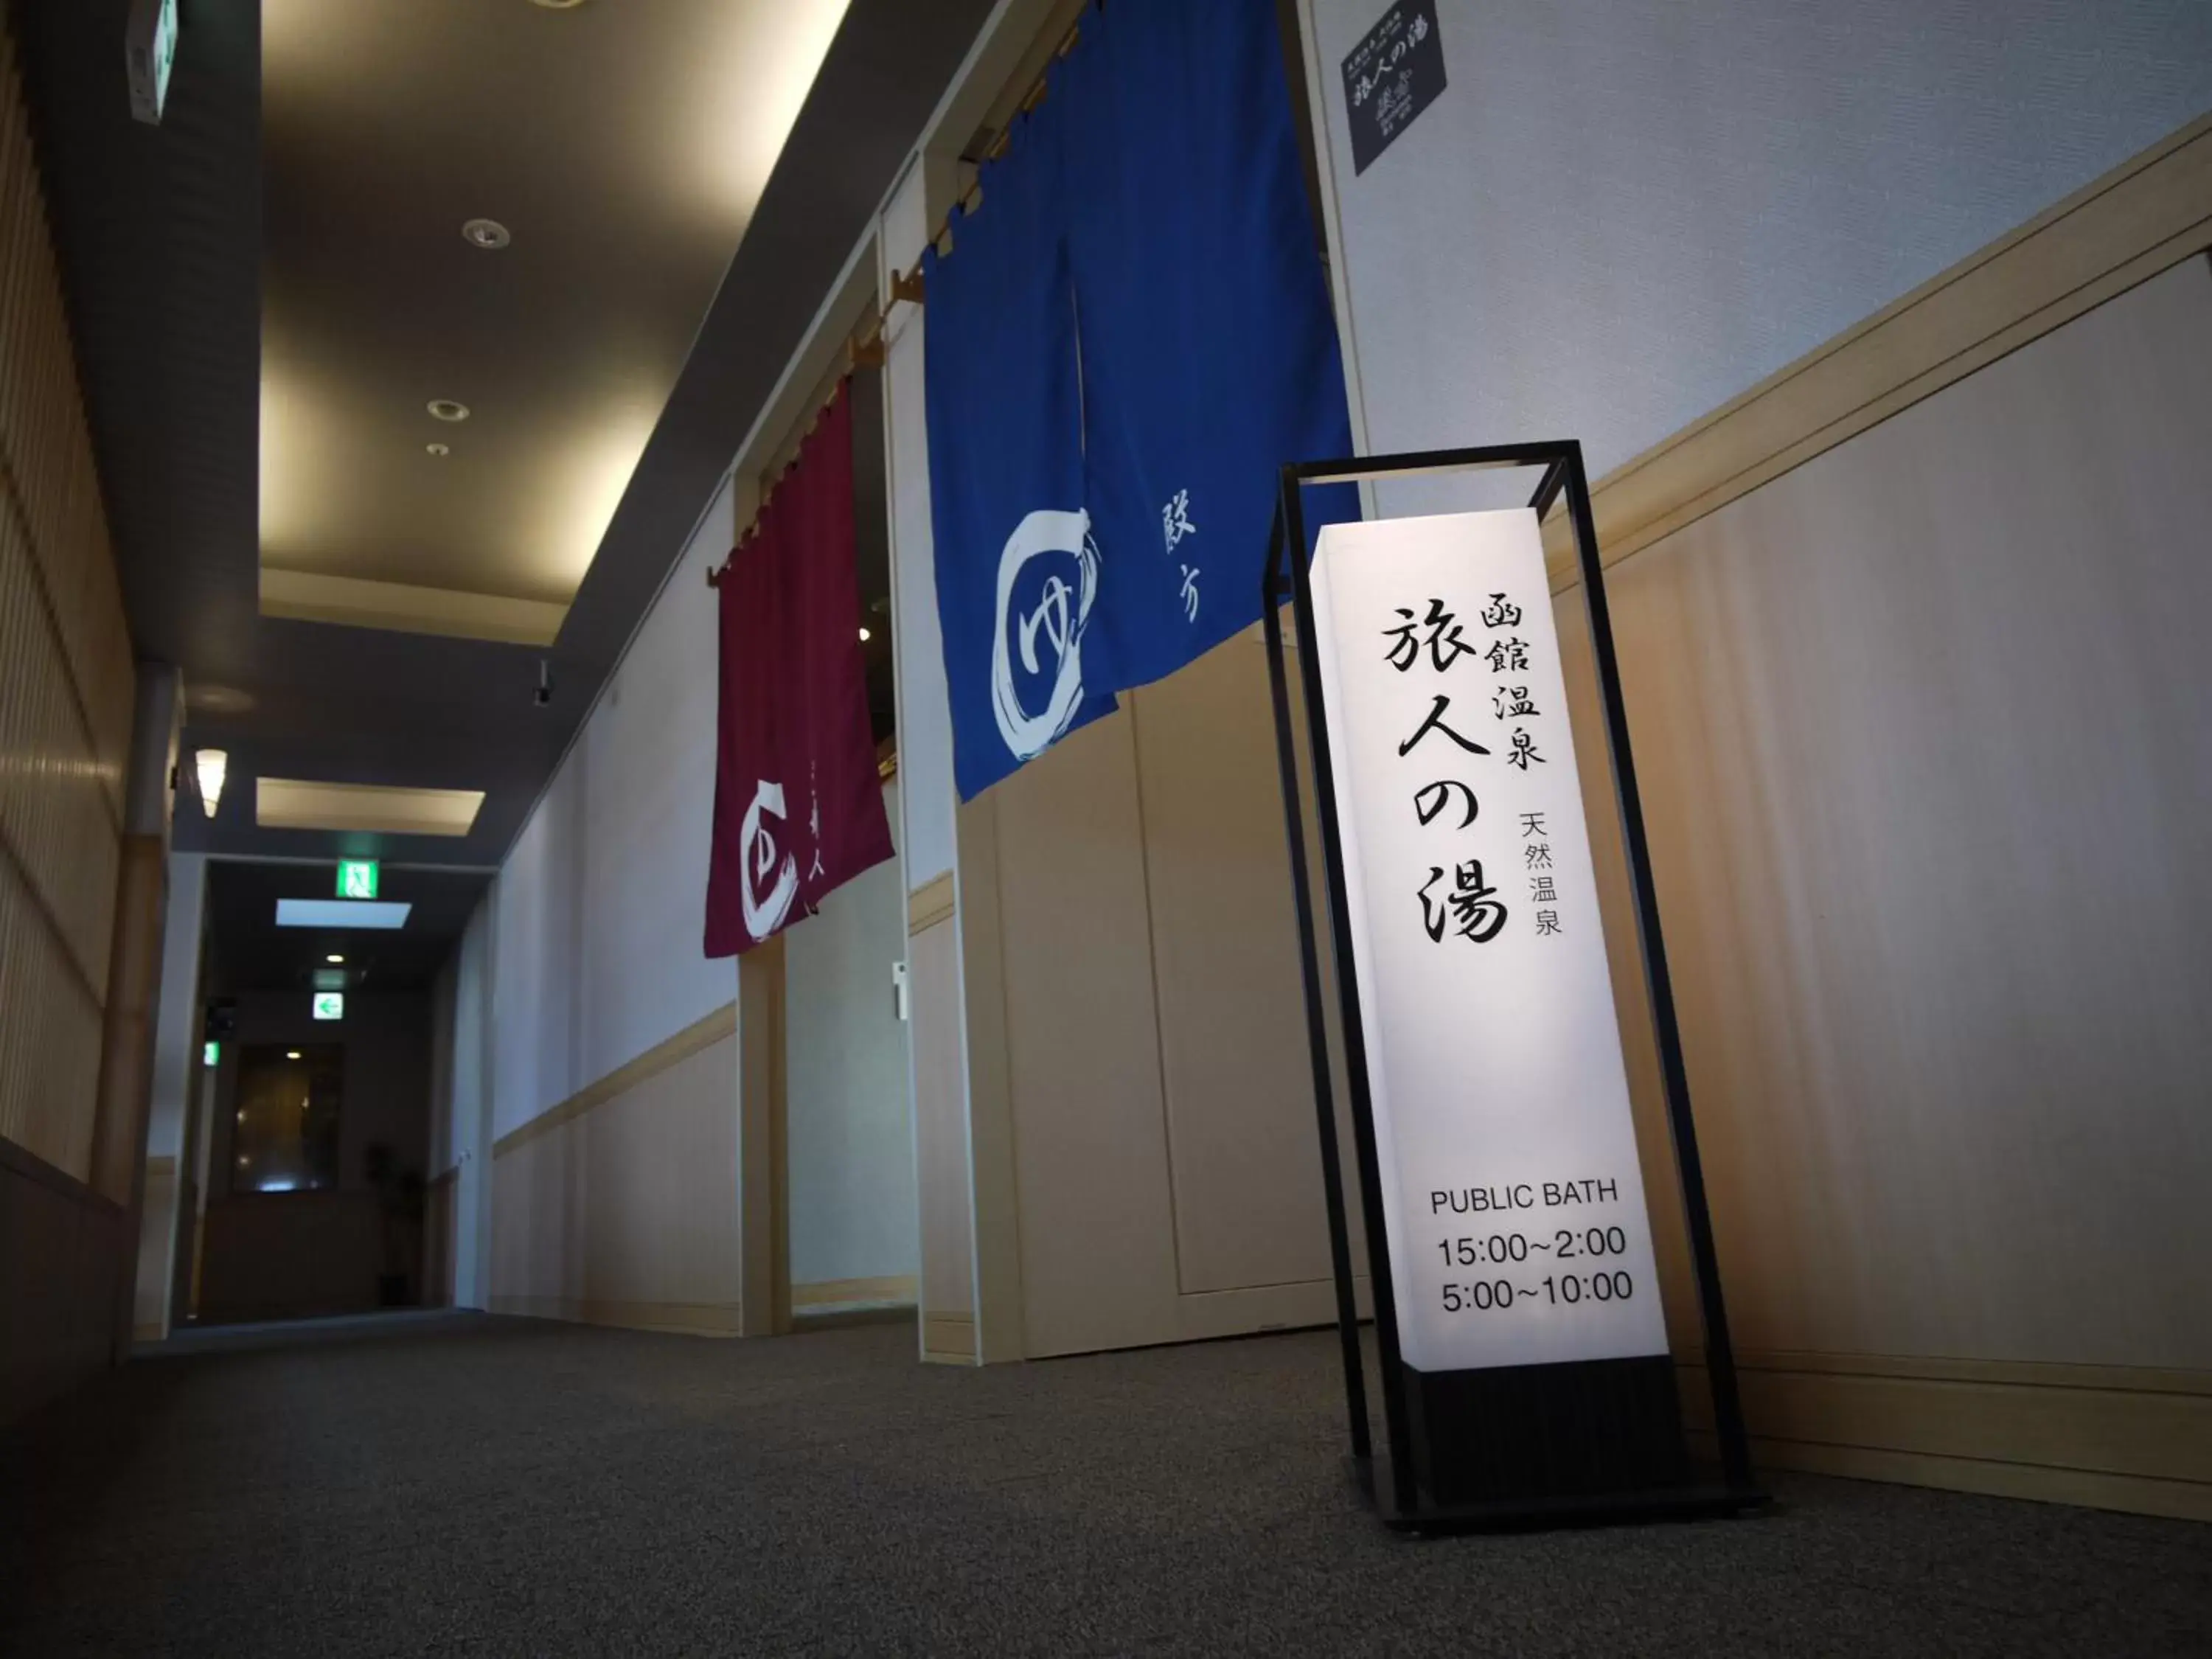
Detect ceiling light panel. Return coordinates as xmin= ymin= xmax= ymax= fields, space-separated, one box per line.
xmin=276 ymin=899 xmax=413 ymax=930
xmin=256 ymin=0 xmax=851 ymax=631
xmin=256 ymin=777 xmax=486 ymax=837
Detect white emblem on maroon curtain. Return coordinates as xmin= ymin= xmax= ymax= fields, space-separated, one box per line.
xmin=739 ymin=778 xmax=799 ymax=942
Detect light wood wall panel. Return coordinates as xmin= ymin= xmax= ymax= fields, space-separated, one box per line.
xmin=991 ymin=711 xmax=1182 ymax=1357
xmin=984 ymin=654 xmax=1362 ymax=1358
xmin=1602 ymin=254 xmax=2212 ymax=1376
xmin=490 ymin=1029 xmax=741 ymax=1335
xmin=908 ymin=913 xmax=975 ymax=1358
xmin=1510 ymin=256 xmax=2212 ymax=1518
xmin=0 ymin=11 xmax=134 ymax=1186
xmin=1127 ymin=632 xmax=1357 ymax=1296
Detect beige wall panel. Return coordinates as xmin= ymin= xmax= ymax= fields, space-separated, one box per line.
xmin=992 ymin=710 xmax=1180 ymax=1357
xmin=1679 ymin=1356 xmax=2212 ymax=1521
xmin=1596 ymin=255 xmax=2212 ymax=1372
xmin=1550 ymin=595 xmax=1707 ymax=1352
xmin=578 ymin=1033 xmax=740 ymax=1314
xmin=491 ymin=1032 xmax=740 ymax=1330
xmin=1169 ymin=1278 xmax=1344 ymax=1344
xmin=909 ymin=915 xmax=974 ymax=1325
xmin=1129 ymin=633 xmax=1340 ymax=1295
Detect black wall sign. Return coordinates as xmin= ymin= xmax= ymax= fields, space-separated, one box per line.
xmin=1340 ymin=0 xmax=1446 ymax=175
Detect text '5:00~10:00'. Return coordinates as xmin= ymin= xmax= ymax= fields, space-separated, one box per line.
xmin=1441 ymin=1272 xmax=1635 ymax=1312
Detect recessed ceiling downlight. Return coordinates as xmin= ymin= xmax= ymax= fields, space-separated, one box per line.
xmin=427 ymin=399 xmax=470 ymax=423
xmin=462 ymin=218 xmax=511 ymax=250
xmin=529 ymin=0 xmax=586 ymax=8
xmin=187 ymin=684 xmax=255 ymax=715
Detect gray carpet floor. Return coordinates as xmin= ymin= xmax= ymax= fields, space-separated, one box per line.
xmin=3 ymin=1315 xmax=2207 ymax=1657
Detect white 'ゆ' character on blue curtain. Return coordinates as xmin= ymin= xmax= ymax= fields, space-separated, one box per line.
xmin=924 ymin=0 xmax=1357 ymax=801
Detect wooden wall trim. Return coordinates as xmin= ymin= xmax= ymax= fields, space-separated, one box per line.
xmin=793 ymin=1274 xmax=918 ymax=1309
xmin=1729 ymin=1348 xmax=2212 ymax=1400
xmin=908 ymin=870 xmax=955 ymax=934
xmin=492 ymin=1001 xmax=736 ymax=1157
xmin=1543 ymin=111 xmax=2212 ymax=589
xmin=0 ymin=1129 xmax=122 ymax=1213
xmin=490 ymin=1294 xmax=742 ymax=1337
xmin=1680 ymin=1351 xmax=2212 ymax=1522
xmin=922 ymin=1310 xmax=978 ymax=1365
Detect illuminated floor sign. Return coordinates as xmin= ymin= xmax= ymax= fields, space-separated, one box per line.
xmin=1265 ymin=442 xmax=1759 ymax=1529
xmin=1307 ymin=508 xmax=1668 ymax=1375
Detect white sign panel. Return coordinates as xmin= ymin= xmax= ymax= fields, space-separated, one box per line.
xmin=1308 ymin=508 xmax=1668 ymax=1373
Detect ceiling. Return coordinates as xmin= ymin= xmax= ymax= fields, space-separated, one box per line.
xmin=13 ymin=0 xmax=991 ymax=896
xmin=203 ymin=860 xmax=493 ymax=997
xmin=258 ymin=1 xmax=850 ymax=627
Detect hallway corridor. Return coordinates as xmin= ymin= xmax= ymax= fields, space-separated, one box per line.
xmin=3 ymin=1320 xmax=2206 ymax=1656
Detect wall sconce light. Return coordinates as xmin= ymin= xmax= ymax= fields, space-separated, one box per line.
xmin=194 ymin=748 xmax=228 ymax=818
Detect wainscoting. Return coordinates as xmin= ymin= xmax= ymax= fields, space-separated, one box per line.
xmin=489 ymin=1008 xmax=743 ymax=1337
xmin=0 ymin=1136 xmax=126 ymax=1421
xmin=1538 ymin=137 xmax=2212 ymax=1520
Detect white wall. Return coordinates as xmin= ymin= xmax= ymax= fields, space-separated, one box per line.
xmin=142 ymin=853 xmax=206 ymax=1163
xmin=883 ymin=159 xmax=959 ymax=888
xmin=133 ymin=850 xmax=206 ymax=1340
xmin=445 ymin=894 xmax=494 ymax=1307
xmin=428 ymin=953 xmax=455 ymax=1174
xmin=490 ymin=481 xmax=741 ymax=1141
xmin=1300 ymin=0 xmax=2212 ymax=509
xmin=784 ymin=780 xmax=918 ymax=1290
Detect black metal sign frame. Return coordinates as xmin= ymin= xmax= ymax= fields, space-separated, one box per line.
xmin=1261 ymin=440 xmax=1764 ymax=1531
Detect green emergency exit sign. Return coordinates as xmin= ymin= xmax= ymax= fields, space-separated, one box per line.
xmin=336 ymin=859 xmax=379 ymax=900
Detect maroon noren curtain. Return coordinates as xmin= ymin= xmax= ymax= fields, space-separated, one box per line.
xmin=706 ymin=380 xmax=892 ymax=958
xmin=703 ymin=519 xmax=801 ymax=957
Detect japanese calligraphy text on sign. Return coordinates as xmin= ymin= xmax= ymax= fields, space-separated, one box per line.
xmin=1307 ymin=508 xmax=1669 ymax=1374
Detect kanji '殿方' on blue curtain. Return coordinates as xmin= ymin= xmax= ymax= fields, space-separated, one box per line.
xmin=922 ymin=0 xmax=1356 ymax=801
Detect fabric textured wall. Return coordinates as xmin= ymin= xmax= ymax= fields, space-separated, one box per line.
xmin=1301 ymin=0 xmax=2212 ymax=505
xmin=128 ymin=854 xmax=204 ymax=1341
xmin=883 ymin=161 xmax=958 ymax=889
xmin=447 ymin=897 xmax=491 ymax=1306
xmin=0 ymin=13 xmax=137 ymax=1183
xmin=492 ymin=480 xmax=740 ymax=1140
xmin=783 ymin=779 xmax=917 ymax=1290
xmin=428 ymin=953 xmax=455 ymax=1175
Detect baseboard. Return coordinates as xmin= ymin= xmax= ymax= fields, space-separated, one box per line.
xmin=490 ymin=1294 xmax=742 ymax=1338
xmin=922 ymin=1310 xmax=976 ymax=1364
xmin=793 ymin=1274 xmax=917 ymax=1310
xmin=1680 ymin=1350 xmax=2212 ymax=1522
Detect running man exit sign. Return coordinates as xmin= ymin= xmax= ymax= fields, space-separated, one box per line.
xmin=336 ymin=859 xmax=379 ymax=900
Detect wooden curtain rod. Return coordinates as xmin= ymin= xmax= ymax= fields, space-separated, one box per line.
xmin=705 ymin=18 xmax=1084 ymax=591
xmin=878 ymin=18 xmax=1084 ymax=316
